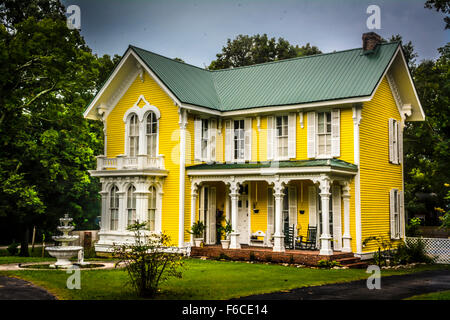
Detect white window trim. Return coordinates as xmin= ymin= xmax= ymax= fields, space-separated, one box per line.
xmin=123 ymin=95 xmax=161 ymax=157
xmin=315 ymin=111 xmax=332 ymax=159
xmin=390 ymin=188 xmax=402 ymax=240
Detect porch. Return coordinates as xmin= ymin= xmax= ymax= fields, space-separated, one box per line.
xmin=187 ymin=159 xmax=358 ymax=256
xmin=190 ymin=245 xmax=366 ymax=268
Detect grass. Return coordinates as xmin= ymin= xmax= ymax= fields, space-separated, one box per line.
xmin=406 ymin=290 xmax=450 ymax=300
xmin=1 ymin=257 xmax=448 ymax=300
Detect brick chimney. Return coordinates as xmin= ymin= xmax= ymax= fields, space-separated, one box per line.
xmin=362 ymin=32 xmax=382 ymax=52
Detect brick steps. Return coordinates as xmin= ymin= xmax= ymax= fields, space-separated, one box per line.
xmin=333 ymin=255 xmax=368 ymax=269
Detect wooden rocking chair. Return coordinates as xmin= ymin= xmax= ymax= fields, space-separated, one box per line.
xmin=296 ymin=226 xmax=317 ymax=250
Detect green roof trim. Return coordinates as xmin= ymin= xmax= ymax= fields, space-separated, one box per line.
xmin=186 ymin=159 xmax=358 ymax=171
xmin=131 ymin=42 xmax=400 ymax=112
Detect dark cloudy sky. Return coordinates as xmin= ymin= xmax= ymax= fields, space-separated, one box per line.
xmin=61 ymin=0 xmax=449 ymax=67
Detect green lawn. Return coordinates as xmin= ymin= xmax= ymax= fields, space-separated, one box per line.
xmin=406 ymin=290 xmax=450 ymax=300
xmin=1 ymin=258 xmax=448 ymax=300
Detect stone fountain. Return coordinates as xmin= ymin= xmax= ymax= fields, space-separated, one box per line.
xmin=46 ymin=214 xmax=83 ymax=268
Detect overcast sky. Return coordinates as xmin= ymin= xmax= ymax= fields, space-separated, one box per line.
xmin=61 ymin=0 xmax=449 ymax=67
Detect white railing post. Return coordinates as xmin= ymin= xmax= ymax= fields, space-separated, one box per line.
xmin=96 ymin=155 xmax=105 ymax=170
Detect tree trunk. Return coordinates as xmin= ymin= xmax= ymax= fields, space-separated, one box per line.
xmin=19 ymin=226 xmax=30 ymax=257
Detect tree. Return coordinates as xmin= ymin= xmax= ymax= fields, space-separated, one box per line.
xmin=424 ymin=0 xmax=450 ymax=29
xmin=403 ymin=43 xmax=450 ymax=224
xmin=0 ymin=0 xmax=118 ymax=254
xmin=208 ymin=34 xmax=321 ymax=70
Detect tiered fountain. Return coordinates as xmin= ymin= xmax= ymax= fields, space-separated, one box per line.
xmin=46 ymin=214 xmax=83 ymax=268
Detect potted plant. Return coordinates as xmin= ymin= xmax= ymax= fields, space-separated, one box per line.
xmin=188 ymin=221 xmax=206 ymax=247
xmin=218 ymin=220 xmax=233 ymax=249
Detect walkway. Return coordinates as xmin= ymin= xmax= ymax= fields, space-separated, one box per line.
xmin=0 ymin=276 xmax=56 ymax=300
xmin=238 ymin=269 xmax=450 ymax=300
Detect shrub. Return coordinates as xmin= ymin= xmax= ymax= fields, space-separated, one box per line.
xmin=218 ymin=253 xmax=231 ymax=260
xmin=7 ymin=242 xmax=19 ymax=256
xmin=113 ymin=221 xmax=184 ymax=297
xmin=393 ymin=238 xmax=434 ymax=265
xmin=317 ymin=259 xmax=342 ymax=268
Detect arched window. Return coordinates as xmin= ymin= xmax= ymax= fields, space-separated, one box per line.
xmin=146 ymin=112 xmax=158 ymax=157
xmin=127 ymin=185 xmax=136 ymax=226
xmin=110 ymin=185 xmax=119 ymax=231
xmin=128 ymin=114 xmax=139 ymax=156
xmin=148 ymin=186 xmax=157 ymax=231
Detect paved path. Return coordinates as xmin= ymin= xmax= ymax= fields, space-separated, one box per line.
xmin=239 ymin=269 xmax=450 ymax=300
xmin=0 ymin=276 xmax=56 ymax=300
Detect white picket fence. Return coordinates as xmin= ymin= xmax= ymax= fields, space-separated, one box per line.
xmin=406 ymin=237 xmax=450 ymax=264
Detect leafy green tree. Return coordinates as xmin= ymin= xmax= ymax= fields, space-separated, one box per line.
xmin=424 ymin=0 xmax=450 ymax=29
xmin=403 ymin=43 xmax=449 ymax=224
xmin=0 ymin=0 xmax=117 ymax=254
xmin=208 ymin=34 xmax=321 ymax=70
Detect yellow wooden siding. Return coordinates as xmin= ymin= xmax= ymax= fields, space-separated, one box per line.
xmin=360 ymin=77 xmax=403 ymax=252
xmin=339 ymin=108 xmax=354 ymax=163
xmin=106 ymin=72 xmax=181 ymax=245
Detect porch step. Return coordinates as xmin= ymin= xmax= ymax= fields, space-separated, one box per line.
xmin=344 ymin=261 xmax=369 ymax=269
xmin=333 ymin=255 xmax=368 ymax=269
xmin=335 ymin=257 xmax=361 ymax=265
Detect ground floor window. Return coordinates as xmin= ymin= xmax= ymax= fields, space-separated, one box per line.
xmin=148 ymin=186 xmax=156 ymax=231
xmin=110 ymin=185 xmax=119 ymax=230
xmin=127 ymin=185 xmax=136 ymax=226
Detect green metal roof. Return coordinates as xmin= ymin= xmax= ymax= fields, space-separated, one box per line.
xmin=131 ymin=42 xmax=400 ymax=112
xmin=186 ymin=159 xmax=358 ymax=172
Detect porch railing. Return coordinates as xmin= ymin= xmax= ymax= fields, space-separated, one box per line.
xmin=96 ymin=154 xmax=165 ymax=171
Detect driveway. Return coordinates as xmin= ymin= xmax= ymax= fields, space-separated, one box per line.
xmin=239 ymin=269 xmax=450 ymax=300
xmin=0 ymin=276 xmax=56 ymax=300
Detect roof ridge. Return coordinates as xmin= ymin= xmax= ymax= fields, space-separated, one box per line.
xmin=130 ymin=42 xmax=400 ymax=74
xmin=210 ymin=41 xmax=400 ymax=72
xmin=129 ymin=45 xmax=210 ymax=73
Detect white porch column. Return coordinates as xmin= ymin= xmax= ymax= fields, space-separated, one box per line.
xmin=318 ymin=176 xmax=333 ymax=255
xmin=272 ymin=180 xmax=285 ymax=252
xmin=340 ymin=181 xmax=352 ymax=252
xmin=229 ymin=181 xmax=241 ymax=249
xmin=99 ymin=190 xmax=109 ymax=232
xmin=190 ymin=182 xmax=198 ymax=245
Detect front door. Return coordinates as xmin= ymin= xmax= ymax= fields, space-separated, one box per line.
xmin=237 ymin=185 xmax=249 ymax=244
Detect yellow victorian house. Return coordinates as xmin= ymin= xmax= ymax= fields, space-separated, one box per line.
xmin=83 ymin=33 xmax=424 ymax=261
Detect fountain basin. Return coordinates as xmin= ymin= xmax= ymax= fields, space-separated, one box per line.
xmin=46 ymin=246 xmax=83 ymax=268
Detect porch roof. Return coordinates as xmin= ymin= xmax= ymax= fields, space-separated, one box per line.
xmin=186 ymin=159 xmax=357 ymax=172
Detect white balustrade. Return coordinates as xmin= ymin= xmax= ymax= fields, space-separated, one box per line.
xmin=96 ymin=155 xmax=165 ymax=171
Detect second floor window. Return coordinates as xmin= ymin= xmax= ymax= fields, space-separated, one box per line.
xmin=276 ymin=116 xmax=289 ymax=159
xmin=201 ymin=119 xmax=209 ymax=160
xmin=317 ymin=111 xmax=332 ymax=157
xmin=109 ymin=185 xmax=119 ymax=231
xmin=146 ymin=112 xmax=157 ymax=157
xmin=128 ymin=114 xmax=139 ymax=156
xmin=127 ymin=185 xmax=136 ymax=226
xmin=234 ymin=120 xmax=245 ymax=160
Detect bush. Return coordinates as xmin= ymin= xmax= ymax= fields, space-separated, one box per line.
xmin=113 ymin=221 xmax=184 ymax=297
xmin=317 ymin=259 xmax=342 ymax=268
xmin=392 ymin=238 xmax=434 ymax=265
xmin=7 ymin=242 xmax=19 ymax=256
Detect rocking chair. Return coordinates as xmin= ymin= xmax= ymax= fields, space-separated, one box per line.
xmin=296 ymin=226 xmax=317 ymax=250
